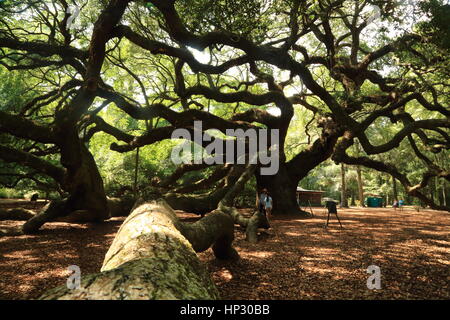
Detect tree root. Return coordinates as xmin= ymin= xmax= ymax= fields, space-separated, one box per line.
xmin=218 ymin=205 xmax=269 ymax=243
xmin=0 ymin=208 xmax=35 ymax=221
xmin=0 ymin=226 xmax=24 ymax=237
xmin=107 ymin=196 xmax=135 ymax=217
xmin=21 ymin=200 xmax=69 ymax=234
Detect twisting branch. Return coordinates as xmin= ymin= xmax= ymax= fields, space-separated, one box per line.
xmin=0 ymin=144 xmax=65 ymax=184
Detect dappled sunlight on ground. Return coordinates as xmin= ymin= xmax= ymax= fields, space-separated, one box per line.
xmin=196 ymin=207 xmax=450 ymax=299
xmin=0 ymin=204 xmax=448 ymax=299
xmin=0 ymin=212 xmax=124 ymax=300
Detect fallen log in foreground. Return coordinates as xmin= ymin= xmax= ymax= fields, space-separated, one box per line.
xmin=40 ymin=200 xmax=238 ymax=300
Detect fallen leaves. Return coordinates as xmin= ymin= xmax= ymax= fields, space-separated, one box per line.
xmin=196 ymin=207 xmax=450 ymax=300
xmin=0 ymin=205 xmax=448 ymax=300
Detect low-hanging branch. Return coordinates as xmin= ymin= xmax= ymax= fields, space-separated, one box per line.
xmin=216 ymin=164 xmax=270 ymax=243
xmin=408 ymin=135 xmax=449 ymax=181
xmin=173 ymin=164 xmax=232 ymax=193
xmin=156 ymin=163 xmax=216 ymax=188
xmin=356 ymin=119 xmax=450 ymax=155
xmin=333 ymin=136 xmax=450 ymax=212
xmin=163 ymin=164 xmax=249 ymax=215
xmin=0 ymin=145 xmax=65 ymax=185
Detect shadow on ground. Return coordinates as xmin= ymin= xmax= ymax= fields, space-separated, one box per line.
xmin=0 ymin=203 xmax=448 ymax=299
xmin=194 ymin=207 xmax=450 ymax=299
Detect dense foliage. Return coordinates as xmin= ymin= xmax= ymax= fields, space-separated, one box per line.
xmin=0 ymin=0 xmax=448 ymax=213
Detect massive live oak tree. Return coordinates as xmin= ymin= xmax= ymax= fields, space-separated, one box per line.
xmin=100 ymin=0 xmax=449 ymax=213
xmin=0 ymin=0 xmax=449 ymax=238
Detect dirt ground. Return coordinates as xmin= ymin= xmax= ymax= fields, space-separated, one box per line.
xmin=0 ymin=201 xmax=449 ymax=300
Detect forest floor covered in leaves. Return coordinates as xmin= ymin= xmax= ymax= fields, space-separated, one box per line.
xmin=0 ymin=201 xmax=449 ymax=300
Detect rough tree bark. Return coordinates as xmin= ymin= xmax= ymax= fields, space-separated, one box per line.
xmin=256 ymin=117 xmax=343 ymax=216
xmin=21 ymin=144 xmax=109 ymax=233
xmin=0 ymin=208 xmax=35 ymax=221
xmin=340 ymin=163 xmax=349 ymax=208
xmin=40 ymin=199 xmax=238 ymax=300
xmin=255 ymin=164 xmax=302 ymax=216
xmin=0 ymin=0 xmax=131 ymax=234
xmin=219 ymin=164 xmax=270 ymax=243
xmin=392 ymin=175 xmax=398 ymax=202
xmin=163 ymin=165 xmax=247 ymax=215
xmin=442 ymin=181 xmax=447 ymax=207
xmin=356 ymin=165 xmax=365 ymax=207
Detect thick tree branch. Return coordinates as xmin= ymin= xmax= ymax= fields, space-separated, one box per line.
xmin=0 ymin=144 xmax=65 ymax=184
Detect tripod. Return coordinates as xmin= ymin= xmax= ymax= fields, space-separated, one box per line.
xmin=301 ymin=200 xmax=315 ymax=217
xmin=324 ymin=201 xmax=343 ymax=228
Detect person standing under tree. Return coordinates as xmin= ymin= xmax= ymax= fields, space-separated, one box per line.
xmin=399 ymin=199 xmax=404 ymax=211
xmin=265 ymin=192 xmax=273 ymax=222
xmin=259 ymin=188 xmax=268 ymax=216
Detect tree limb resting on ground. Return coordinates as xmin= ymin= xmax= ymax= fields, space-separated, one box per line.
xmin=40 ymin=199 xmax=237 ymax=300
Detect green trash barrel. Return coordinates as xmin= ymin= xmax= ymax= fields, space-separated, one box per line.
xmin=367 ymin=197 xmax=382 ymax=207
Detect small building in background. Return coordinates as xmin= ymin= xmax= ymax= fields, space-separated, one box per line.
xmin=296 ymin=187 xmax=325 ymax=207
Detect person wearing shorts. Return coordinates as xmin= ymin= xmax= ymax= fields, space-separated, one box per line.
xmin=265 ymin=192 xmax=273 ymax=221
xmin=259 ymin=189 xmax=268 ymax=216
xmin=393 ymin=200 xmax=399 ymax=210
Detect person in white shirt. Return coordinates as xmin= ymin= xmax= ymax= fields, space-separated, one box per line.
xmin=259 ymin=188 xmax=268 ymax=215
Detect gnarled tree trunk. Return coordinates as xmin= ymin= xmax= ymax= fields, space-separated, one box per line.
xmin=21 ymin=143 xmax=109 ymax=234
xmin=163 ymin=165 xmax=246 ymax=215
xmin=220 ymin=165 xmax=270 ymax=243
xmin=256 ymin=164 xmax=302 ymax=216
xmin=340 ymin=163 xmax=349 ymax=208
xmin=356 ymin=165 xmax=365 ymax=207
xmin=256 ymin=119 xmax=343 ymax=216
xmin=392 ymin=175 xmax=398 ymax=203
